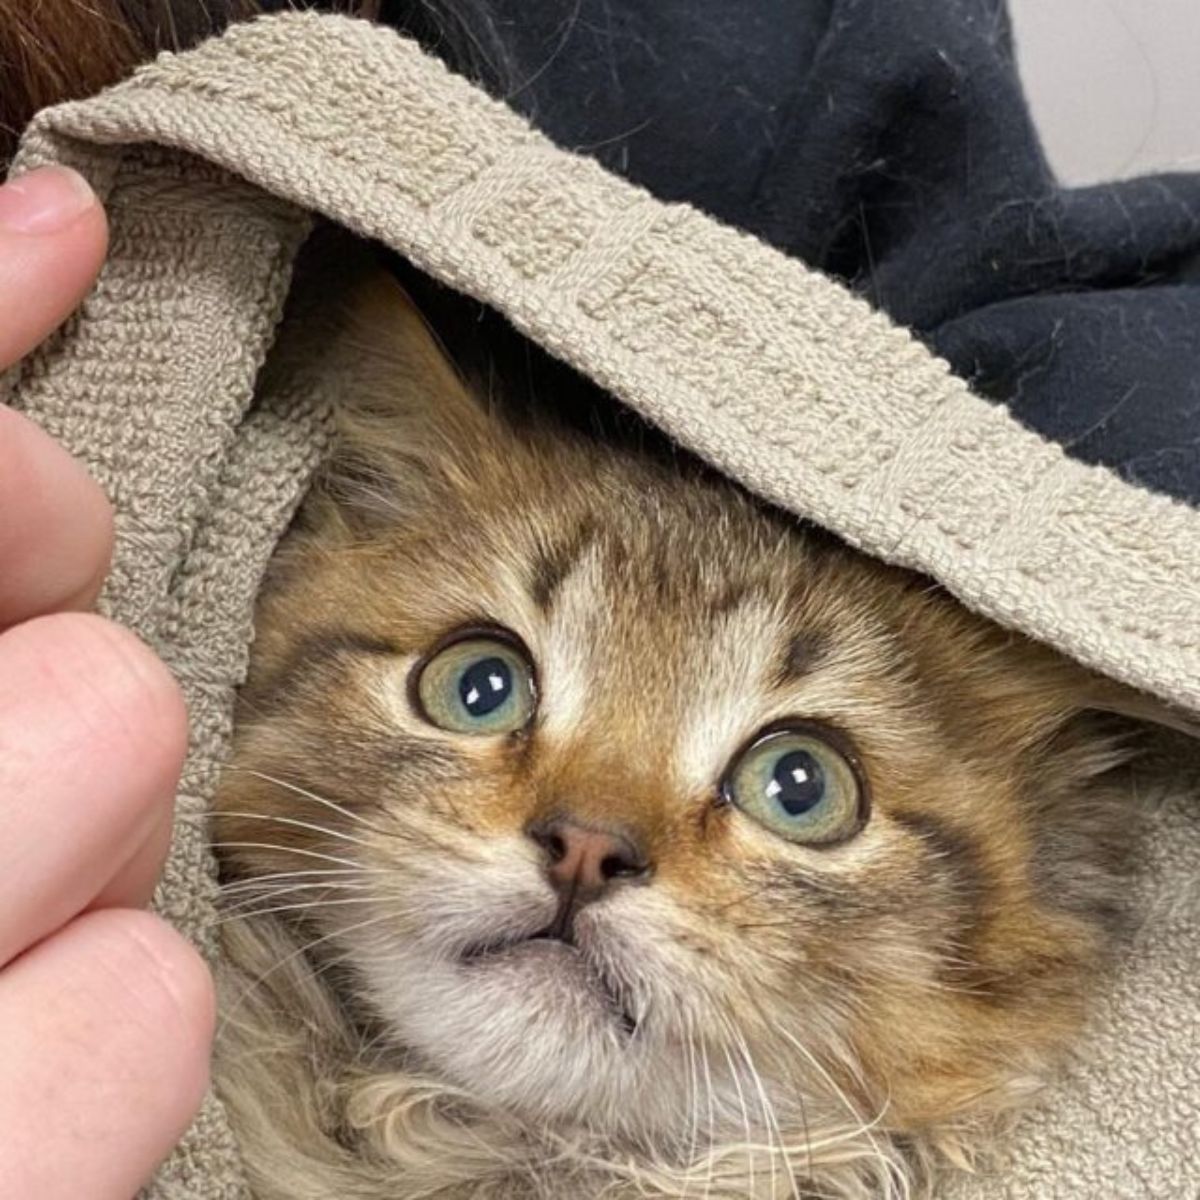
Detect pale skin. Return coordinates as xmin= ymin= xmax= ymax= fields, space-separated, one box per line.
xmin=0 ymin=166 xmax=213 ymax=1199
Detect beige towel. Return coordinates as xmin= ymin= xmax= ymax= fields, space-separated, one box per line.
xmin=4 ymin=14 xmax=1196 ymax=1198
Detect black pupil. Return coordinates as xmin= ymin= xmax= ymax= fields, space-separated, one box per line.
xmin=766 ymin=749 xmax=825 ymax=816
xmin=459 ymin=656 xmax=513 ymax=718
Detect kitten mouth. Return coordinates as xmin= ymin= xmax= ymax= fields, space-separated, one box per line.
xmin=458 ymin=920 xmax=579 ymax=964
xmin=460 ymin=929 xmax=638 ymax=1036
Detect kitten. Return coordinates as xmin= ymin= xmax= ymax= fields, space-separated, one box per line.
xmin=212 ymin=257 xmax=1137 ymax=1200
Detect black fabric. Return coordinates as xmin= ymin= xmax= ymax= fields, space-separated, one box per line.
xmin=376 ymin=0 xmax=1200 ymax=507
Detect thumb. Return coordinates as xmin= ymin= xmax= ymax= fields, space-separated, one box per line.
xmin=0 ymin=166 xmax=107 ymax=368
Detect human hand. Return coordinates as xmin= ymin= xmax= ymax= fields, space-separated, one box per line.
xmin=0 ymin=167 xmax=214 ymax=1199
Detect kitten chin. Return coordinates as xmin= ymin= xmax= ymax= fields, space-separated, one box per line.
xmin=211 ymin=257 xmax=1145 ymax=1200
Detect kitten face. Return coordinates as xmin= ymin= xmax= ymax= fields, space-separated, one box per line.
xmin=215 ymin=267 xmax=1132 ymax=1163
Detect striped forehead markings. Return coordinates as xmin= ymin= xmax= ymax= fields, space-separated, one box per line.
xmin=776 ymin=630 xmax=831 ymax=688
xmin=528 ymin=518 xmax=598 ymax=612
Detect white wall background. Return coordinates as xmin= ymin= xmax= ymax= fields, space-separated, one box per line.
xmin=1009 ymin=0 xmax=1200 ymax=185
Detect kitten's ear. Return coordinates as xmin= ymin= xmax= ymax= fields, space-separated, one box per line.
xmin=1081 ymin=678 xmax=1200 ymax=741
xmin=335 ymin=263 xmax=485 ymax=443
xmin=276 ymin=240 xmax=502 ymax=532
xmin=1030 ymin=638 xmax=1199 ymax=739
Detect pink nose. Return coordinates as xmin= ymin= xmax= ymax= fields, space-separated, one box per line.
xmin=528 ymin=817 xmax=649 ymax=895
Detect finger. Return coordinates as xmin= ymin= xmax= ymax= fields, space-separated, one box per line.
xmin=0 ymin=908 xmax=214 ymax=1200
xmin=0 ymin=613 xmax=187 ymax=968
xmin=0 ymin=166 xmax=108 ymax=367
xmin=89 ymin=768 xmax=177 ymax=914
xmin=0 ymin=406 xmax=114 ymax=625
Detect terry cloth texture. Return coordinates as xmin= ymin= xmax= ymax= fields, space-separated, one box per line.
xmin=4 ymin=12 xmax=1197 ymax=1199
xmin=439 ymin=0 xmax=1200 ymax=509
xmin=236 ymin=0 xmax=1200 ymax=509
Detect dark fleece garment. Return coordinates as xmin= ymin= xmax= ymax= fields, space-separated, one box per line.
xmin=367 ymin=0 xmax=1200 ymax=507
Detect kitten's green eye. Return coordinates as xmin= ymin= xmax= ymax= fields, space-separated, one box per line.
xmin=723 ymin=727 xmax=865 ymax=846
xmin=415 ymin=635 xmax=536 ymax=735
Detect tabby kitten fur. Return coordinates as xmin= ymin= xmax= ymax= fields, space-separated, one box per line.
xmin=213 ymin=259 xmax=1136 ymax=1200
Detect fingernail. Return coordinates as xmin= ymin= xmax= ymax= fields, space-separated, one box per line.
xmin=0 ymin=166 xmax=97 ymax=234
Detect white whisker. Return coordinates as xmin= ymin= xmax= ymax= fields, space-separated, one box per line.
xmin=217 ymin=880 xmax=373 ymax=919
xmin=728 ymin=1022 xmax=793 ymax=1199
xmin=216 ymin=896 xmax=376 ymax=925
xmin=217 ymin=867 xmax=374 ymax=892
xmin=718 ymin=1038 xmax=755 ymax=1197
xmin=699 ymin=1036 xmax=717 ymax=1200
xmin=680 ymin=1013 xmax=700 ymax=1198
xmin=197 ymin=809 xmax=377 ymax=851
xmin=227 ymin=767 xmax=393 ymax=834
xmin=208 ymin=841 xmax=363 ymax=870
